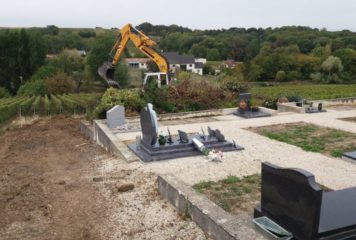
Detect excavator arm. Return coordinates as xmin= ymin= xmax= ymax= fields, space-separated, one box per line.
xmin=98 ymin=24 xmax=169 ymax=88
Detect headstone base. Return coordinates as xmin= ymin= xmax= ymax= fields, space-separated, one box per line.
xmin=128 ymin=135 xmax=244 ymax=162
xmin=233 ymin=110 xmax=271 ymax=119
xmin=305 ymin=109 xmax=327 ymax=114
xmin=342 ymin=151 xmax=356 ymax=161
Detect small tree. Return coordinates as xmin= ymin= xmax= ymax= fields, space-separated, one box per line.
xmin=44 ymin=72 xmax=75 ymax=95
xmin=114 ymin=62 xmax=130 ymax=87
xmin=321 ymin=56 xmax=343 ymax=77
xmin=275 ymin=70 xmax=286 ymax=82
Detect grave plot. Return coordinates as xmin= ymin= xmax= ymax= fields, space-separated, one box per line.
xmin=193 ymin=175 xmax=261 ymax=215
xmin=254 ymin=162 xmax=356 ymax=239
xmin=249 ymin=122 xmax=356 ymax=158
xmin=192 ymin=174 xmax=331 ymax=216
xmin=128 ymin=103 xmax=244 ymax=162
xmin=233 ymin=93 xmax=271 ymax=119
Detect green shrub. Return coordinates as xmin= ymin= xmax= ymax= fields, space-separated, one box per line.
xmin=275 ymin=70 xmax=286 ymax=82
xmin=44 ymin=72 xmax=76 ymax=95
xmin=94 ymin=88 xmax=145 ymax=118
xmin=0 ymin=87 xmax=11 ymax=98
xmin=17 ymin=78 xmax=46 ymax=96
xmin=144 ymin=79 xmax=237 ymax=113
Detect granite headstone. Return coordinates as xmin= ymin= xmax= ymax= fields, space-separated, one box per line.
xmin=140 ymin=103 xmax=158 ymax=146
xmin=239 ymin=93 xmax=252 ymax=112
xmin=106 ymin=105 xmax=125 ymax=129
xmin=255 ymin=162 xmax=356 ymax=239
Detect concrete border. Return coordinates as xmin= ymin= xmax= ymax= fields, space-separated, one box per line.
xmin=157 ymin=107 xmax=238 ymax=121
xmin=157 ymin=174 xmax=266 ymax=240
xmin=80 ymin=120 xmax=94 ymax=141
xmin=80 ymin=120 xmax=139 ymax=162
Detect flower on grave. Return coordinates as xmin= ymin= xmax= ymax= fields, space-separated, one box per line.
xmin=207 ymin=149 xmax=224 ymax=162
xmin=158 ymin=131 xmax=168 ymax=145
xmin=159 ymin=131 xmax=168 ymax=138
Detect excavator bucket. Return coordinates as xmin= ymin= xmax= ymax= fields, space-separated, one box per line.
xmin=97 ymin=62 xmax=120 ymax=88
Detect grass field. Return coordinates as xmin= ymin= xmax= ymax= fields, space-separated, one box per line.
xmin=250 ymin=123 xmax=356 ymax=157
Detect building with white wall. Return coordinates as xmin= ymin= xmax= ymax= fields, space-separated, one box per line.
xmin=124 ymin=58 xmax=149 ymax=70
xmin=163 ymin=52 xmax=204 ymax=76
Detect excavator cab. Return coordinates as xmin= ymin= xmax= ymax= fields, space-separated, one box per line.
xmin=97 ymin=61 xmax=120 ymax=88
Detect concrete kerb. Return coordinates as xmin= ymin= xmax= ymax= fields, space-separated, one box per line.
xmin=80 ymin=119 xmax=139 ymax=162
xmin=157 ymin=174 xmax=266 ymax=240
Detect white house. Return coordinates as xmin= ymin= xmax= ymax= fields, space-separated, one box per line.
xmin=195 ymin=58 xmax=207 ymax=64
xmin=162 ymin=52 xmax=204 ymax=76
xmin=124 ymin=58 xmax=149 ymax=70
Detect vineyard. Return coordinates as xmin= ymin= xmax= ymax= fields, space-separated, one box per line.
xmin=251 ymin=84 xmax=356 ymax=101
xmin=0 ymin=93 xmax=102 ymax=123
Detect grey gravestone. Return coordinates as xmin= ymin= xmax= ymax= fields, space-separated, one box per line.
xmin=140 ymin=103 xmax=158 ymax=146
xmin=255 ymin=162 xmax=356 ymax=239
xmin=214 ymin=130 xmax=225 ymax=142
xmin=207 ymin=127 xmax=215 ymax=138
xmin=178 ymin=130 xmax=189 ymax=143
xmin=106 ymin=105 xmax=125 ymax=129
xmin=318 ymin=103 xmax=323 ymax=111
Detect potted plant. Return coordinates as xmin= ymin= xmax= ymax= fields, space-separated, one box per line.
xmin=158 ymin=131 xmax=167 ymax=146
xmin=250 ymin=98 xmax=259 ymax=112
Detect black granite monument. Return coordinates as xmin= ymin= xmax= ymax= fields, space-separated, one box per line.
xmin=254 ymin=162 xmax=356 ymax=239
xmin=234 ymin=93 xmax=271 ymax=119
xmin=128 ymin=104 xmax=244 ymax=162
xmin=305 ymin=101 xmax=327 ymax=114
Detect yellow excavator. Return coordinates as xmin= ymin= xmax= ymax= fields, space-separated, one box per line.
xmin=98 ymin=24 xmax=170 ymax=88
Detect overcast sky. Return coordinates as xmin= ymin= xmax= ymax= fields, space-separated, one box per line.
xmin=1 ymin=0 xmax=355 ymax=31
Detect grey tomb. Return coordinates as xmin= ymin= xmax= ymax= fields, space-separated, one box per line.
xmin=106 ymin=105 xmax=125 ymax=129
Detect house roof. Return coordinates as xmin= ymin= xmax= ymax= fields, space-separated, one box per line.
xmin=125 ymin=58 xmax=150 ymax=64
xmin=195 ymin=62 xmax=204 ymax=69
xmin=163 ymin=52 xmax=195 ymax=65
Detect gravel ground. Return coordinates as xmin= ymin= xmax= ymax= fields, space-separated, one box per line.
xmin=0 ymin=117 xmax=208 ymax=240
xmin=118 ymin=109 xmax=356 ymax=191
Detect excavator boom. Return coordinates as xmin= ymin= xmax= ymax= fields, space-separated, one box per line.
xmin=98 ymin=24 xmax=169 ymax=88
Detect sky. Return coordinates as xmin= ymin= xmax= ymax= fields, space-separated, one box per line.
xmin=0 ymin=0 xmax=355 ymax=31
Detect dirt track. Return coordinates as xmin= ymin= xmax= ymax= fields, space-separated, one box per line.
xmin=0 ymin=117 xmax=207 ymax=240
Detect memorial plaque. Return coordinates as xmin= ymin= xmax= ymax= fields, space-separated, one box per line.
xmin=239 ymin=93 xmax=252 ymax=112
xmin=178 ymin=130 xmax=189 ymax=143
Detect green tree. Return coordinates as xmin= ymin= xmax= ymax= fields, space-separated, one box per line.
xmin=44 ymin=72 xmax=76 ymax=95
xmin=87 ymin=33 xmax=116 ymax=80
xmin=0 ymin=87 xmax=10 ymax=98
xmin=114 ymin=61 xmax=130 ymax=87
xmin=321 ymin=56 xmax=343 ymax=76
xmin=275 ymin=70 xmax=286 ymax=81
xmin=206 ymin=49 xmax=221 ymax=61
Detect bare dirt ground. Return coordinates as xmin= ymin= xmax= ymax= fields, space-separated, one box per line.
xmin=0 ymin=116 xmax=207 ymax=240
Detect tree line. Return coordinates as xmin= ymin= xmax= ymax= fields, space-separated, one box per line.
xmin=1 ymin=23 xmax=356 ymax=97
xmin=138 ymin=23 xmax=356 ymax=83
